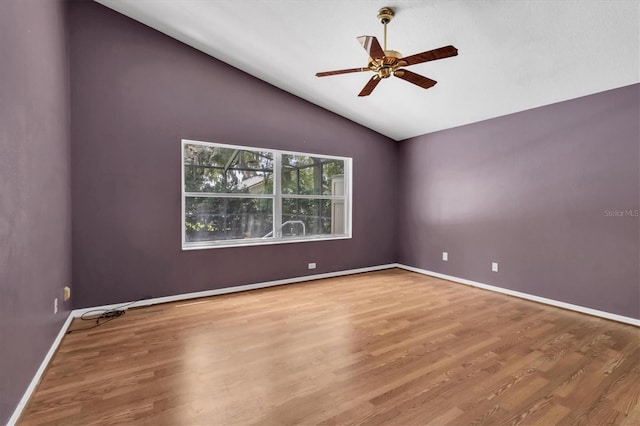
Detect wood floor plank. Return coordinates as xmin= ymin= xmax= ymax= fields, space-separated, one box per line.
xmin=18 ymin=269 xmax=640 ymax=425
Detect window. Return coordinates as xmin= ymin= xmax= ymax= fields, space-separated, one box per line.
xmin=182 ymin=140 xmax=352 ymax=249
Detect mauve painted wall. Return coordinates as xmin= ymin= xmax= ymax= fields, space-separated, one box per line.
xmin=0 ymin=0 xmax=72 ymax=422
xmin=69 ymin=2 xmax=397 ymax=308
xmin=398 ymin=84 xmax=640 ymax=319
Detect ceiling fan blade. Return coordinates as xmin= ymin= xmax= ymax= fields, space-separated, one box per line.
xmin=316 ymin=67 xmax=369 ymax=77
xmin=358 ymin=75 xmax=381 ymax=97
xmin=357 ymin=36 xmax=385 ymax=60
xmin=394 ymin=69 xmax=437 ymax=89
xmin=400 ymin=45 xmax=458 ymax=66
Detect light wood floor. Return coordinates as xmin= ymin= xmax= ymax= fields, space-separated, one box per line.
xmin=19 ymin=269 xmax=640 ymax=425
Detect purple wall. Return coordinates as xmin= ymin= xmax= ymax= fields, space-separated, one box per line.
xmin=69 ymin=2 xmax=398 ymax=308
xmin=0 ymin=0 xmax=72 ymax=422
xmin=398 ymin=84 xmax=640 ymax=319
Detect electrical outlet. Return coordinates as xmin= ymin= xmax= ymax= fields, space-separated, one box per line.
xmin=63 ymin=286 xmax=71 ymax=301
xmin=308 ymin=262 xmax=316 ymax=270
xmin=54 ymin=298 xmax=58 ymax=314
xmin=442 ymin=252 xmax=448 ymax=261
xmin=492 ymin=262 xmax=499 ymax=272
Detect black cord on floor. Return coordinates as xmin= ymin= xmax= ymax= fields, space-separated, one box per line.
xmin=66 ymin=299 xmax=143 ymax=334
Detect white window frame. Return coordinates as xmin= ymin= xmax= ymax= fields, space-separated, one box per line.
xmin=181 ymin=139 xmax=352 ymax=250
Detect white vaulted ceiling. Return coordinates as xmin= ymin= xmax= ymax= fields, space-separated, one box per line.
xmin=96 ymin=0 xmax=639 ymax=141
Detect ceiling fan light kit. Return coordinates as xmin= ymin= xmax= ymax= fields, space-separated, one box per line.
xmin=316 ymin=6 xmax=458 ymax=97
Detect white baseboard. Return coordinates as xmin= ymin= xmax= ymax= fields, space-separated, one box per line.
xmin=7 ymin=312 xmax=75 ymax=426
xmin=72 ymin=263 xmax=398 ymax=317
xmin=395 ymin=263 xmax=640 ymax=327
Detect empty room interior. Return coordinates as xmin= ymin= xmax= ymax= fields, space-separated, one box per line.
xmin=1 ymin=0 xmax=639 ymax=425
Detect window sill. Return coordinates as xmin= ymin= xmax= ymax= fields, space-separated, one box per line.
xmin=182 ymin=234 xmax=352 ymax=251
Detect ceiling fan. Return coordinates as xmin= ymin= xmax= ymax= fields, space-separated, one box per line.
xmin=315 ymin=7 xmax=458 ymax=97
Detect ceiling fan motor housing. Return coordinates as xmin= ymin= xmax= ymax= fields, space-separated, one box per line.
xmin=384 ymin=50 xmax=402 ymax=59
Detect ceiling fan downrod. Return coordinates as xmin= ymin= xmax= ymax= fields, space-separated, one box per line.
xmin=377 ymin=7 xmax=394 ymax=52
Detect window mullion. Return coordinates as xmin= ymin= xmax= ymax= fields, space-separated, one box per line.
xmin=274 ymin=151 xmax=282 ymax=239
